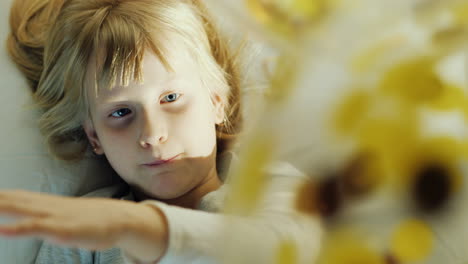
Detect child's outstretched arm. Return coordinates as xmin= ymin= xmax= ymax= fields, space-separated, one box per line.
xmin=0 ymin=190 xmax=169 ymax=263
xmin=0 ymin=161 xmax=322 ymax=264
xmin=123 ymin=162 xmax=323 ymax=264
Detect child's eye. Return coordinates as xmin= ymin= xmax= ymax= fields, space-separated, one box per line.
xmin=110 ymin=108 xmax=132 ymax=118
xmin=161 ymin=93 xmax=181 ymax=103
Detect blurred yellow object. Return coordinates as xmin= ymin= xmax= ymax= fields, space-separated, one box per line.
xmin=245 ymin=0 xmax=328 ymax=37
xmin=245 ymin=0 xmax=272 ymax=24
xmin=340 ymin=152 xmax=384 ymax=198
xmin=451 ymin=2 xmax=468 ymax=25
xmin=432 ymin=26 xmax=468 ymax=55
xmin=317 ymin=230 xmax=386 ymax=264
xmin=275 ymin=240 xmax=298 ymax=264
xmin=283 ymin=0 xmax=324 ymax=20
xmin=224 ymin=132 xmax=275 ymax=215
xmin=465 ymin=97 xmax=468 ymax=119
xmin=390 ymin=219 xmax=434 ymax=262
xmin=380 ymin=136 xmax=464 ymax=193
xmin=351 ymin=36 xmax=407 ymax=74
xmin=378 ymin=57 xmax=443 ymax=104
xmin=266 ymin=55 xmax=300 ymax=105
xmin=403 ymin=137 xmax=465 ymax=195
xmin=428 ymin=84 xmax=467 ymax=111
xmin=333 ymin=89 xmax=372 ymax=135
xmin=212 ymin=0 xmax=468 ymax=262
xmin=333 ymin=88 xmax=422 ymax=191
xmin=355 ymin=113 xmax=420 ymax=180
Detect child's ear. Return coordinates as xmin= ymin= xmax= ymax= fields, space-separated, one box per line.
xmin=212 ymin=93 xmax=225 ymax=125
xmin=83 ymin=119 xmax=104 ymax=155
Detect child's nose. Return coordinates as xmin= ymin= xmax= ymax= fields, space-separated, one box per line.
xmin=138 ymin=113 xmax=168 ymax=148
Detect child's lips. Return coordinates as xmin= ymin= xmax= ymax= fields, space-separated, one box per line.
xmin=142 ymin=154 xmax=180 ymax=167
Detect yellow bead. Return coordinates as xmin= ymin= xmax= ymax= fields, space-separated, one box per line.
xmin=390 ymin=219 xmax=434 ymax=262
xmin=428 ymin=84 xmax=467 ymax=111
xmin=245 ymin=0 xmax=272 ymax=24
xmin=451 ymin=2 xmax=468 ymax=24
xmin=224 ymin=133 xmax=274 ymax=215
xmin=333 ymin=89 xmax=372 ymax=135
xmin=318 ymin=231 xmax=385 ymax=264
xmin=378 ymin=57 xmax=443 ymax=104
xmin=276 ymin=240 xmax=298 ymax=264
xmin=288 ymin=0 xmax=324 ymax=20
xmin=267 ymin=56 xmax=299 ymax=105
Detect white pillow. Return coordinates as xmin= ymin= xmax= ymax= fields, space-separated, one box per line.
xmin=0 ymin=1 xmax=119 ymax=263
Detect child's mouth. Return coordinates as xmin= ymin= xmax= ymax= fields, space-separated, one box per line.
xmin=142 ymin=154 xmax=180 ymax=167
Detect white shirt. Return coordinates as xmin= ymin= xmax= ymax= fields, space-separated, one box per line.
xmin=124 ymin=161 xmax=323 ymax=264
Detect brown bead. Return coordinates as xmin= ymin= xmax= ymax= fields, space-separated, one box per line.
xmin=295 ymin=180 xmax=319 ymax=215
xmin=385 ymin=254 xmax=400 ymax=264
xmin=340 ymin=153 xmax=379 ymax=198
xmin=317 ymin=177 xmax=343 ymax=218
xmin=412 ymin=163 xmax=452 ymax=213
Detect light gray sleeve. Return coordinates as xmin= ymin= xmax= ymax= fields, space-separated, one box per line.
xmin=33 ymin=184 xmax=130 ymax=264
xmin=34 ymin=241 xmax=129 ymax=264
xmin=34 ymin=241 xmax=94 ymax=264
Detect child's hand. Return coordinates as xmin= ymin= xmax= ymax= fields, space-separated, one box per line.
xmin=0 ymin=190 xmax=168 ymax=261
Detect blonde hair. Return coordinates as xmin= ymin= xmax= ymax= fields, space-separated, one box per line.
xmin=8 ymin=0 xmax=242 ymax=162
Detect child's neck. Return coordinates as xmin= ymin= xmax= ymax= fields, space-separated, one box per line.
xmin=134 ymin=166 xmax=222 ymax=209
xmin=162 ymin=167 xmax=222 ymax=209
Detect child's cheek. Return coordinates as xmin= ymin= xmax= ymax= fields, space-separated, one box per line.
xmin=166 ymin=100 xmax=192 ymax=127
xmin=165 ymin=98 xmax=189 ymax=114
xmin=100 ymin=121 xmax=135 ymax=144
xmin=106 ymin=116 xmax=134 ymax=130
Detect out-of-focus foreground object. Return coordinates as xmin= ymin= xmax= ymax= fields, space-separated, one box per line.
xmin=206 ymin=0 xmax=468 ymax=263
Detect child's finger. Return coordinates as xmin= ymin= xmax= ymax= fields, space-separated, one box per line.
xmin=0 ymin=202 xmax=49 ymax=218
xmin=0 ymin=219 xmax=111 ymax=250
xmin=0 ymin=218 xmax=59 ymax=237
xmin=0 ymin=190 xmax=39 ymax=202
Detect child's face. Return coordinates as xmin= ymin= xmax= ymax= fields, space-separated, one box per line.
xmin=83 ymin=40 xmax=225 ymax=200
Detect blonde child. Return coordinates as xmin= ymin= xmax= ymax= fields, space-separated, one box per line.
xmin=4 ymin=0 xmax=322 ymax=263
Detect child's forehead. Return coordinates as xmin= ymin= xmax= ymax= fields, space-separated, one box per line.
xmin=92 ymin=51 xmax=204 ymax=100
xmin=86 ymin=30 xmax=212 ymax=101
